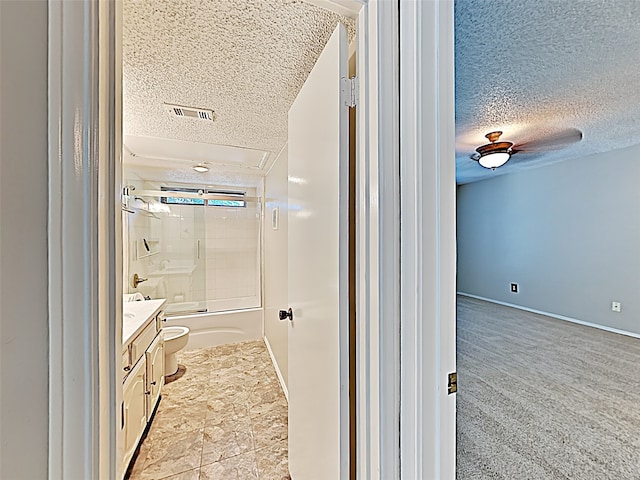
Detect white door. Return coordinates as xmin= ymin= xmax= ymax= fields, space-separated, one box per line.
xmin=287 ymin=24 xmax=350 ymax=480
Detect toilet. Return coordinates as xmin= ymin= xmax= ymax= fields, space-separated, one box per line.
xmin=163 ymin=326 xmax=190 ymax=376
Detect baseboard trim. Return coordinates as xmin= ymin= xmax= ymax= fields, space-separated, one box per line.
xmin=457 ymin=292 xmax=640 ymax=340
xmin=263 ymin=335 xmax=289 ymax=402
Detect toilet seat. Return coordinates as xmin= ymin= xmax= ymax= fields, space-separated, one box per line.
xmin=163 ymin=325 xmax=190 ymax=375
xmin=164 ymin=325 xmax=189 ymax=342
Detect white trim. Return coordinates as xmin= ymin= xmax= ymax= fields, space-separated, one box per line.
xmin=399 ymin=1 xmax=456 ymax=479
xmin=49 ymin=1 xmax=120 ymax=479
xmin=375 ymin=1 xmax=401 ymax=479
xmin=48 ymin=1 xmax=104 ymax=478
xmin=356 ymin=6 xmax=375 ymax=477
xmin=99 ymin=0 xmax=123 ymax=478
xmin=458 ymin=292 xmax=640 ymax=340
xmin=355 ymin=1 xmax=402 ymax=478
xmin=48 ymin=3 xmax=63 ymax=477
xmin=260 ymin=173 xmax=266 ymax=340
xmin=264 ymin=142 xmax=288 ymax=177
xmin=263 ymin=336 xmax=289 ymax=401
xmin=338 ymin=25 xmax=352 ymax=480
xmin=302 ymin=0 xmax=363 ymax=19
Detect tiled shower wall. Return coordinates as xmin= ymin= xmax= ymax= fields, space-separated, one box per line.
xmin=124 ymin=179 xmax=158 ymax=294
xmin=203 ymin=204 xmax=261 ymax=305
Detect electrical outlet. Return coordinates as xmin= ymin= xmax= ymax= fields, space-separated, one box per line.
xmin=510 ymin=282 xmax=519 ymax=293
xmin=611 ymin=301 xmax=621 ymax=312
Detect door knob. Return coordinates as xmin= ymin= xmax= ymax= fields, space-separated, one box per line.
xmin=279 ymin=308 xmax=293 ymax=321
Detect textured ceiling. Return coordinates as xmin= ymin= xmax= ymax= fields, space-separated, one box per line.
xmin=455 ymin=0 xmax=640 ymax=184
xmin=123 ymin=0 xmax=355 ymax=184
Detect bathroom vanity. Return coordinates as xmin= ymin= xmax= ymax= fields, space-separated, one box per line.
xmin=121 ymin=299 xmax=166 ymax=477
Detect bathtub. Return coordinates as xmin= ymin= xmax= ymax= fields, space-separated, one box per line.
xmin=163 ymin=307 xmax=263 ymax=350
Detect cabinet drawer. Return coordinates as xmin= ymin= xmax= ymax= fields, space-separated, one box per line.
xmin=131 ymin=321 xmax=157 ymax=366
xmin=122 ymin=350 xmax=130 ymax=379
xmin=154 ymin=311 xmax=165 ymax=332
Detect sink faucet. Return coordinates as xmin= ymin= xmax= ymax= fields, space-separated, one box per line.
xmin=160 ymin=259 xmax=171 ymax=270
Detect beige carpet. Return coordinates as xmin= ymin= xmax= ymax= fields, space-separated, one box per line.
xmin=457 ymin=296 xmax=640 ymax=479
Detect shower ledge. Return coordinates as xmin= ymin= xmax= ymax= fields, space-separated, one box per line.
xmin=148 ymin=265 xmax=196 ymax=276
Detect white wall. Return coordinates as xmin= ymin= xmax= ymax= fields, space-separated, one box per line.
xmin=457 ymin=144 xmax=640 ymax=334
xmin=263 ymin=149 xmax=289 ymax=389
xmin=0 ymin=1 xmax=49 ymax=477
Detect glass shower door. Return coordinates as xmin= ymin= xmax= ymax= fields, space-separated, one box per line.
xmin=125 ymin=184 xmax=261 ymax=315
xmin=155 ymin=201 xmax=208 ymax=316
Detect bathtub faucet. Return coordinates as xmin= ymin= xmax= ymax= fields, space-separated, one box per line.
xmin=160 ymin=259 xmax=171 ymax=270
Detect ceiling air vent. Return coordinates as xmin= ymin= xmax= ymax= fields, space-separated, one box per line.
xmin=165 ymin=103 xmax=215 ymax=121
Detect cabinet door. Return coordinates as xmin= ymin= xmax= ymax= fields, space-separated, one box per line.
xmin=145 ymin=333 xmax=164 ymax=420
xmin=122 ymin=357 xmax=146 ymax=472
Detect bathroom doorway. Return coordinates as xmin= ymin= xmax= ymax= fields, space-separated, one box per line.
xmin=46 ymin=0 xmax=439 ymax=478
xmin=120 ymin=1 xmax=359 ymax=479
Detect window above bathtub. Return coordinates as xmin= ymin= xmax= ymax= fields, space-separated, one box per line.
xmin=160 ymin=186 xmax=246 ymax=208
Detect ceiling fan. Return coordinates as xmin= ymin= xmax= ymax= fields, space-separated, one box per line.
xmin=470 ymin=128 xmax=583 ymax=170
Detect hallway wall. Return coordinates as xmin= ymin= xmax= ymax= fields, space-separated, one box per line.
xmin=0 ymin=1 xmax=49 ymax=477
xmin=263 ymin=148 xmax=289 ymax=390
xmin=457 ymin=144 xmax=640 ymax=335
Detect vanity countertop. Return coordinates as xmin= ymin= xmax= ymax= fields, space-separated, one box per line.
xmin=122 ymin=298 xmax=166 ymax=348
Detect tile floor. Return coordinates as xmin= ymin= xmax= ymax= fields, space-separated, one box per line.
xmin=126 ymin=340 xmax=290 ymax=480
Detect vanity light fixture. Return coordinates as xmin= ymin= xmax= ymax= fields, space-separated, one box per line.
xmin=192 ymin=164 xmax=209 ymax=173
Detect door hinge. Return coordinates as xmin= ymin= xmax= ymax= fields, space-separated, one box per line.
xmin=342 ymin=76 xmax=358 ymax=108
xmin=448 ymin=372 xmax=457 ymax=395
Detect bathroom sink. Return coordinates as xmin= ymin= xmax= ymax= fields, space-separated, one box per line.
xmin=122 ymin=298 xmax=167 ymax=346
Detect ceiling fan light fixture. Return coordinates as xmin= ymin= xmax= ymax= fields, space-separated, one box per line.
xmin=472 ymin=131 xmax=513 ymax=170
xmin=192 ymin=164 xmax=209 ymax=173
xmin=478 ymin=151 xmax=511 ymax=170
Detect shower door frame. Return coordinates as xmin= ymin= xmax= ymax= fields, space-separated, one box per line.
xmin=134 ymin=187 xmax=263 ymax=315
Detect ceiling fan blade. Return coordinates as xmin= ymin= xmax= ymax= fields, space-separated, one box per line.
xmin=511 ymin=128 xmax=582 ymax=154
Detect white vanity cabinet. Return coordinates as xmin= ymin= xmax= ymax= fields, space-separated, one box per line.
xmin=121 ymin=299 xmax=166 ymax=479
xmin=122 ymin=357 xmax=146 ymax=471
xmin=145 ymin=334 xmax=165 ymax=419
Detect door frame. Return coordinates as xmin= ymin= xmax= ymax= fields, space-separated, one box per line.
xmin=48 ymin=1 xmax=122 ymax=479
xmin=46 ymin=1 xmax=456 ymax=479
xmin=355 ymin=1 xmax=401 ymax=477
xmin=399 ymin=1 xmax=457 ymax=478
